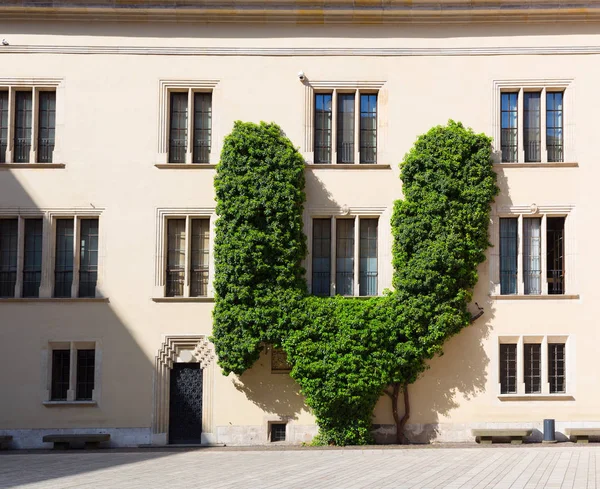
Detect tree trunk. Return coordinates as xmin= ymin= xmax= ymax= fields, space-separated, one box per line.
xmin=386 ymin=382 xmax=410 ymax=444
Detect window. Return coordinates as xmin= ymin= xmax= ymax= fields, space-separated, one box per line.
xmin=53 ymin=218 xmax=99 ymax=298
xmin=165 ymin=217 xmax=210 ymax=297
xmin=49 ymin=343 xmax=97 ymax=402
xmin=0 ymin=88 xmax=56 ymax=164
xmin=23 ymin=218 xmax=43 ymax=298
xmin=498 ymin=337 xmax=570 ymax=397
xmin=270 ymin=423 xmax=287 ymax=442
xmin=313 ymin=91 xmax=377 ymax=164
xmin=311 ymin=217 xmax=378 ymax=296
xmin=499 ymin=215 xmax=566 ymax=295
xmin=499 ymin=88 xmax=564 ymax=163
xmin=271 ymin=348 xmax=291 ymax=373
xmin=0 ymin=218 xmax=17 ymax=297
xmin=168 ymin=90 xmax=212 ymax=164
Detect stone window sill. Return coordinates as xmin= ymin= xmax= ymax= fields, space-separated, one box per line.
xmin=490 ymin=294 xmax=579 ymax=301
xmin=0 ymin=163 xmax=65 ymax=169
xmin=0 ymin=297 xmax=109 ymax=303
xmin=493 ymin=162 xmax=578 ymax=169
xmin=271 ymin=370 xmax=292 ymax=375
xmin=306 ymin=164 xmax=391 ymax=170
xmin=498 ymin=394 xmax=574 ymax=401
xmin=152 ymin=297 xmax=215 ymax=303
xmin=155 ymin=164 xmax=216 ymax=169
xmin=43 ymin=401 xmax=98 ymax=407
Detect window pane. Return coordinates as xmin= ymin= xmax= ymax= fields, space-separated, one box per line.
xmin=359 ymin=218 xmax=378 ymax=296
xmin=79 ymin=218 xmax=99 ymax=298
xmin=0 ymin=218 xmax=18 ymax=298
xmin=166 ymin=219 xmax=186 ymax=297
xmin=499 ymin=218 xmax=518 ymax=295
xmin=76 ymin=349 xmax=95 ymax=401
xmin=524 ymin=343 xmax=541 ymax=394
xmin=51 ymin=349 xmax=70 ymax=401
xmin=549 ymin=343 xmax=566 ymax=393
xmin=336 ymin=219 xmax=355 ymax=295
xmin=193 ymin=93 xmax=211 ymax=164
xmin=14 ymin=91 xmax=32 ymax=163
xmin=0 ymin=91 xmax=7 ymax=163
xmin=499 ymin=344 xmax=517 ymax=394
xmin=523 ymin=218 xmax=541 ymax=295
xmin=37 ymin=91 xmax=56 ymax=163
xmin=312 ymin=218 xmax=331 ymax=296
xmin=169 ymin=92 xmax=188 ymax=163
xmin=359 ymin=94 xmax=377 ymax=164
xmin=523 ymin=92 xmax=541 ymax=162
xmin=500 ymin=92 xmax=518 ymax=162
xmin=336 ymin=93 xmax=355 ymax=163
xmin=23 ymin=218 xmax=43 ymax=298
xmin=547 ymin=92 xmax=564 ymax=163
xmin=54 ymin=219 xmax=74 ymax=298
xmin=314 ymin=94 xmax=332 ymax=164
xmin=190 ymin=218 xmax=209 ymax=297
xmin=547 ymin=217 xmax=565 ymax=295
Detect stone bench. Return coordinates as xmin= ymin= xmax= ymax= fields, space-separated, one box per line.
xmin=43 ymin=434 xmax=110 ymax=449
xmin=472 ymin=429 xmax=532 ymax=445
xmin=565 ymin=429 xmax=600 ymax=444
xmin=0 ymin=435 xmax=13 ymax=449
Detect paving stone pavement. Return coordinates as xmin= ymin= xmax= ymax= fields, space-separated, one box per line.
xmin=2 ymin=445 xmax=600 ymax=488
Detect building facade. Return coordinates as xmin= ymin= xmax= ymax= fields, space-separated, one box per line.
xmin=0 ymin=1 xmax=594 ymax=447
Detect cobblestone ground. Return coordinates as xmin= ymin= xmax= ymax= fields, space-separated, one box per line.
xmin=2 ymin=445 xmax=600 ymax=488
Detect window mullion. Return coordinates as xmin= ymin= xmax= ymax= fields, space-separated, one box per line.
xmin=541 ymin=335 xmax=549 ymax=394
xmin=186 ymin=89 xmax=193 ymax=164
xmin=330 ymin=218 xmax=336 ymax=296
xmin=6 ymin=87 xmax=13 ymax=163
xmin=517 ymin=88 xmax=524 ymax=163
xmin=541 ymin=88 xmax=548 ymax=163
xmin=15 ymin=216 xmax=24 ymax=298
xmin=71 ymin=216 xmax=80 ymax=298
xmin=67 ymin=342 xmax=76 ymax=401
xmin=30 ymin=87 xmax=37 ymax=163
xmin=184 ymin=216 xmax=191 ymax=298
xmin=516 ymin=336 xmax=524 ymax=394
xmin=354 ymin=89 xmax=360 ymax=165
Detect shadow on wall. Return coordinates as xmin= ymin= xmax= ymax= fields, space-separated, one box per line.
xmin=0 ymin=169 xmax=171 ymax=486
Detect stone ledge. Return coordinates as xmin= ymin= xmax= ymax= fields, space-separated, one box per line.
xmin=155 ymin=164 xmax=216 ymax=169
xmin=498 ymin=394 xmax=575 ymax=401
xmin=42 ymin=401 xmax=98 ymax=407
xmin=493 ymin=162 xmax=578 ymax=169
xmin=490 ymin=294 xmax=579 ymax=301
xmin=152 ymin=297 xmax=215 ymax=303
xmin=306 ymin=164 xmax=391 ymax=170
xmin=0 ymin=297 xmax=109 ymax=303
xmin=0 ymin=163 xmax=65 ymax=169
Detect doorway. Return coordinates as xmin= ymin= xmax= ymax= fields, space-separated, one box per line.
xmin=168 ymin=363 xmax=203 ymax=444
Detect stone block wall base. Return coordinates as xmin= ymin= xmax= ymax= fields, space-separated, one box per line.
xmin=0 ymin=428 xmax=151 ymax=449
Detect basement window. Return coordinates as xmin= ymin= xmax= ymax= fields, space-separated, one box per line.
xmin=270 ymin=423 xmax=286 ymax=442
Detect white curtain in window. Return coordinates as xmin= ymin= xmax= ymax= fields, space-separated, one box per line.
xmin=523 ymin=218 xmax=541 ymax=294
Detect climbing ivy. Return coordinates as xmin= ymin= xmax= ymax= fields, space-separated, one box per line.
xmin=212 ymin=120 xmax=498 ymax=445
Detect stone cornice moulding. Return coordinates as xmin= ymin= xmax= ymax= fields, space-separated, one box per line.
xmin=494 ymin=204 xmax=575 ymax=215
xmin=4 ymin=2 xmax=600 ymax=24
xmin=307 ymin=206 xmax=388 ymax=216
xmin=0 ymin=77 xmax=64 ymax=87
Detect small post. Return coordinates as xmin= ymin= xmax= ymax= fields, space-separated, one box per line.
xmin=543 ymin=419 xmax=556 ymax=443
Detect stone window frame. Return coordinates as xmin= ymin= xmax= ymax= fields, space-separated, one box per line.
xmin=492 ymin=78 xmax=575 ymax=165
xmin=0 ymin=208 xmax=105 ymax=300
xmin=0 ymin=77 xmax=64 ymax=168
xmin=489 ymin=204 xmax=577 ymax=298
xmin=42 ymin=340 xmax=102 ymax=406
xmin=302 ymin=80 xmax=387 ymax=166
xmin=156 ymin=79 xmax=220 ymax=167
xmin=153 ymin=207 xmax=216 ymax=301
xmin=497 ymin=334 xmax=574 ymax=401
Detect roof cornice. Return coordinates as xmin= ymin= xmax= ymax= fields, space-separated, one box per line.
xmin=2 ymin=1 xmax=600 ymax=24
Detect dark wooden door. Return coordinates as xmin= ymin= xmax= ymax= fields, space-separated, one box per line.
xmin=169 ymin=363 xmax=203 ymax=444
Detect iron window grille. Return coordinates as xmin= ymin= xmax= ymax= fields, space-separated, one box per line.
xmin=37 ymin=91 xmax=56 ymax=164
xmin=0 ymin=91 xmax=7 ymax=163
xmin=499 ymin=343 xmax=517 ymax=394
xmin=270 ymin=423 xmax=287 ymax=442
xmin=547 ymin=217 xmax=565 ymax=294
xmin=524 ymin=343 xmax=542 ymax=394
xmin=313 ymin=90 xmax=378 ymax=164
xmin=23 ymin=218 xmax=43 ymax=298
xmin=78 ymin=219 xmax=99 ymax=298
xmin=0 ymin=218 xmax=18 ymax=297
xmin=50 ymin=345 xmax=97 ymax=402
xmin=54 ymin=219 xmax=74 ymax=298
xmin=76 ymin=349 xmax=96 ymax=401
xmin=546 ymin=92 xmax=564 ymax=163
xmin=523 ymin=92 xmax=541 ymax=162
xmin=501 ymin=92 xmax=518 ymax=163
xmin=548 ymin=343 xmax=566 ymax=394
xmin=499 ymin=218 xmax=518 ymax=295
xmin=311 ymin=216 xmax=378 ymax=297
xmin=168 ymin=90 xmax=212 ymax=164
xmin=51 ymin=349 xmax=70 ymax=401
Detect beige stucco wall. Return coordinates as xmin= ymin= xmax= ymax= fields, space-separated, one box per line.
xmin=0 ymin=19 xmax=595 ymax=446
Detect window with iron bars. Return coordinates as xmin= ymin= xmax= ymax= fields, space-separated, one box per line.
xmin=311 ymin=216 xmax=378 ymax=297
xmin=499 ymin=216 xmax=565 ymax=295
xmin=0 ymin=88 xmax=56 ymax=164
xmin=500 ymin=89 xmax=564 ymax=163
xmin=49 ymin=343 xmax=96 ymax=402
xmin=168 ymin=91 xmax=212 ymax=164
xmin=165 ymin=217 xmax=210 ymax=297
xmin=314 ymin=91 xmax=377 ymax=164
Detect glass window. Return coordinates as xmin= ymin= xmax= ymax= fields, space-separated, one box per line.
xmin=79 ymin=218 xmax=99 ymax=298
xmin=14 ymin=91 xmax=32 ymax=163
xmin=336 ymin=93 xmax=355 ymax=164
xmin=547 ymin=217 xmax=565 ymax=295
xmin=37 ymin=91 xmax=56 ymax=163
xmin=169 ymin=92 xmax=188 ymax=164
xmin=359 ymin=218 xmax=378 ymax=296
xmin=76 ymin=349 xmax=95 ymax=401
xmin=54 ymin=219 xmax=74 ymax=298
xmin=311 ymin=219 xmax=331 ymax=296
xmin=523 ymin=92 xmax=541 ymax=162
xmin=166 ymin=219 xmax=186 ymax=297
xmin=500 ymin=92 xmax=518 ymax=163
xmin=23 ymin=218 xmax=43 ymax=298
xmin=523 ymin=218 xmax=541 ymax=295
xmin=193 ymin=93 xmax=211 ymax=164
xmin=51 ymin=349 xmax=70 ymax=401
xmin=190 ymin=218 xmax=209 ymax=297
xmin=0 ymin=218 xmax=18 ymax=298
xmin=524 ymin=343 xmax=542 ymax=394
xmin=336 ymin=219 xmax=355 ymax=296
xmin=314 ymin=94 xmax=332 ymax=164
xmin=359 ymin=94 xmax=377 ymax=164
xmin=0 ymin=91 xmax=7 ymax=163
xmin=499 ymin=218 xmax=518 ymax=295
xmin=548 ymin=343 xmax=566 ymax=393
xmin=547 ymin=92 xmax=564 ymax=163
xmin=500 ymin=344 xmax=517 ymax=394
